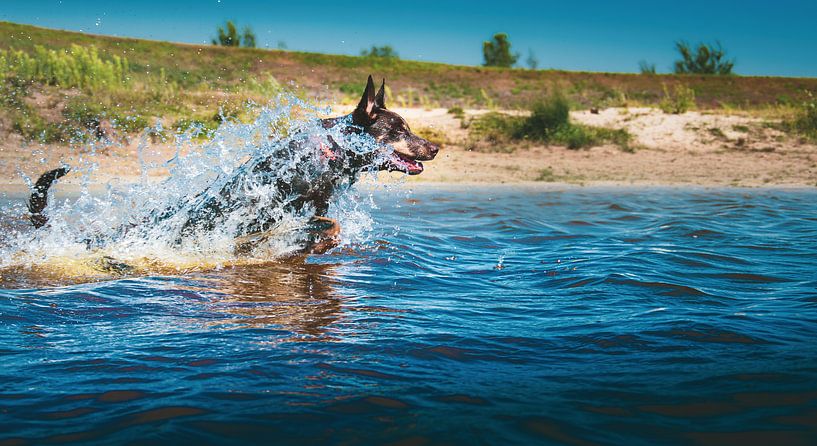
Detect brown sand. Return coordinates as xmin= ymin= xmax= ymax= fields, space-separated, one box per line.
xmin=1 ymin=107 xmax=816 ymax=191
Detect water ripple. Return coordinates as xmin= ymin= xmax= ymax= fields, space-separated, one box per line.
xmin=2 ymin=186 xmax=817 ymax=444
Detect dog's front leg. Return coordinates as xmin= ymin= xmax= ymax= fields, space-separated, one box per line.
xmin=305 ymin=216 xmax=340 ymax=254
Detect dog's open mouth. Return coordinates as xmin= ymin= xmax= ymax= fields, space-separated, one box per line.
xmin=385 ymin=152 xmax=424 ymax=175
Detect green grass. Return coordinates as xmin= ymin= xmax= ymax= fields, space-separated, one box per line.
xmin=466 ymin=95 xmax=633 ymax=152
xmin=1 ymin=20 xmax=817 ymax=144
xmin=2 ymin=21 xmax=816 ymax=110
xmin=659 ymin=83 xmax=696 ymax=114
xmin=792 ymin=91 xmax=817 ymax=139
xmin=535 ymin=168 xmax=557 ymax=182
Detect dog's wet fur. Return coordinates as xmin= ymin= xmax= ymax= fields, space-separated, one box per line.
xmin=27 ymin=76 xmax=439 ymax=266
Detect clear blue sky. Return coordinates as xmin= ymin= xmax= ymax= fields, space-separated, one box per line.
xmin=2 ymin=0 xmax=816 ymax=77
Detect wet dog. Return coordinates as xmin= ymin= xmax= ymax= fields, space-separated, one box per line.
xmin=27 ymin=76 xmax=439 ymax=258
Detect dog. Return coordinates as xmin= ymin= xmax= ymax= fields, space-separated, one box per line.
xmin=27 ymin=76 xmax=439 ymax=260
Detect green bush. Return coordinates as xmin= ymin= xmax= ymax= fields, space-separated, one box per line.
xmin=553 ymin=125 xmax=632 ymax=151
xmin=514 ymin=94 xmax=570 ymax=140
xmin=467 ymin=111 xmax=520 ymax=145
xmin=173 ymin=117 xmax=219 ymax=136
xmin=0 ymin=77 xmax=68 ymax=142
xmin=466 ymin=96 xmax=632 ymax=151
xmin=659 ymin=83 xmax=696 ymax=114
xmin=242 ymin=74 xmax=283 ymax=97
xmin=639 ymin=61 xmax=657 ymax=75
xmin=360 ymin=45 xmax=399 ymax=60
xmin=790 ymin=91 xmax=817 ymax=139
xmin=62 ymin=99 xmax=148 ymax=134
xmin=674 ymin=41 xmax=734 ymax=75
xmin=11 ymin=110 xmax=67 ymax=142
xmin=0 ymin=45 xmax=129 ymax=91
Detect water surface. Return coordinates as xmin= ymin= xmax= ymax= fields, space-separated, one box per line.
xmin=2 ymin=186 xmax=817 ymax=445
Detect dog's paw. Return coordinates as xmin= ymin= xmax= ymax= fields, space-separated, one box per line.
xmin=306 ymin=217 xmax=340 ymax=254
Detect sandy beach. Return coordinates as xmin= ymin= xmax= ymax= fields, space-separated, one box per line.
xmin=2 ymin=106 xmax=816 ymax=190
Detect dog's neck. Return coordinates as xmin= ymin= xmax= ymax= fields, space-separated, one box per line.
xmin=320 ymin=114 xmax=363 ymax=134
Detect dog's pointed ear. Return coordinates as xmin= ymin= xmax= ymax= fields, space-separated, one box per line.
xmin=353 ymin=75 xmax=377 ymax=125
xmin=375 ymin=78 xmax=386 ymax=109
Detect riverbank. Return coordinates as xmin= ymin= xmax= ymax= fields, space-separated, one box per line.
xmin=2 ymin=106 xmax=816 ymax=190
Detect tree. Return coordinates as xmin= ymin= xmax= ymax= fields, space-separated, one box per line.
xmin=483 ymin=33 xmax=519 ymax=67
xmin=639 ymin=60 xmax=657 ymax=74
xmin=525 ymin=49 xmax=539 ymax=70
xmin=360 ymin=45 xmax=399 ymax=60
xmin=242 ymin=26 xmax=256 ymax=48
xmin=212 ymin=21 xmax=240 ymax=47
xmin=212 ymin=21 xmax=256 ymax=48
xmin=673 ymin=41 xmax=734 ymax=75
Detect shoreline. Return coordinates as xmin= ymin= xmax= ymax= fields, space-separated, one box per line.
xmin=2 ymin=179 xmax=815 ymax=200
xmin=2 ymin=106 xmax=816 ymax=191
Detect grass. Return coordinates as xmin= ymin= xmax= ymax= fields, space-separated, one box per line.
xmin=659 ymin=83 xmax=696 ymax=114
xmin=2 ymin=21 xmax=816 ymax=110
xmin=1 ymin=20 xmax=817 ymax=145
xmin=535 ymin=168 xmax=557 ymax=182
xmin=466 ymin=95 xmax=634 ymax=152
xmin=413 ymin=126 xmax=447 ymax=147
xmin=447 ymin=106 xmax=465 ymax=120
xmin=707 ymin=127 xmax=727 ymax=139
xmin=791 ymin=91 xmax=817 ymax=140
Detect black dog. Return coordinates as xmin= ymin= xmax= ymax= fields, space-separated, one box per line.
xmin=28 ymin=76 xmax=439 ymax=257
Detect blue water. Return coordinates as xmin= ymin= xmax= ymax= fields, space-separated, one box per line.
xmin=2 ymin=186 xmax=817 ymax=445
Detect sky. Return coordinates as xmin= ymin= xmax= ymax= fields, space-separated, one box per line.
xmin=2 ymin=0 xmax=816 ymax=77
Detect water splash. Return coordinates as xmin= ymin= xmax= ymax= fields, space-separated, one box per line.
xmin=0 ymin=93 xmax=395 ymax=277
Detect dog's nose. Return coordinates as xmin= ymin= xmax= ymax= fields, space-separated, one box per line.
xmin=428 ymin=143 xmax=440 ymax=158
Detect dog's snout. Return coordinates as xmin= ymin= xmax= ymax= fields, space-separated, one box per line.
xmin=428 ymin=143 xmax=440 ymax=158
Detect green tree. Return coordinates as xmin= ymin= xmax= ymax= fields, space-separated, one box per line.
xmin=212 ymin=21 xmax=240 ymax=47
xmin=525 ymin=49 xmax=538 ymax=70
xmin=360 ymin=45 xmax=399 ymax=59
xmin=212 ymin=21 xmax=256 ymax=48
xmin=483 ymin=33 xmax=519 ymax=67
xmin=639 ymin=60 xmax=657 ymax=74
xmin=242 ymin=26 xmax=256 ymax=48
xmin=673 ymin=41 xmax=734 ymax=75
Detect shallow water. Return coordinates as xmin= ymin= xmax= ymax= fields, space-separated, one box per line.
xmin=2 ymin=186 xmax=817 ymax=445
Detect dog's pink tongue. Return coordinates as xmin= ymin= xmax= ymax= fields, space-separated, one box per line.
xmin=389 ymin=154 xmax=424 ymax=175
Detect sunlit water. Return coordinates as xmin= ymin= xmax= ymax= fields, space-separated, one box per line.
xmin=2 ymin=186 xmax=817 ymax=444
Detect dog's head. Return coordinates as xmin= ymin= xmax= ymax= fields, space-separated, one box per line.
xmin=352 ymin=76 xmax=439 ymax=175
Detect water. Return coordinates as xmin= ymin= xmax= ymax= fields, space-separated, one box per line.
xmin=1 ymin=94 xmax=386 ymax=271
xmin=2 ymin=185 xmax=817 ymax=444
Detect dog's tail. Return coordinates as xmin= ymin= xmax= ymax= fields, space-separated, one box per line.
xmin=28 ymin=166 xmax=70 ymax=229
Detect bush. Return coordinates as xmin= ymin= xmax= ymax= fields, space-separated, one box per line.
xmin=0 ymin=77 xmax=67 ymax=142
xmin=467 ymin=112 xmax=520 ymax=146
xmin=173 ymin=117 xmax=219 ymax=136
xmin=0 ymin=45 xmax=129 ymax=92
xmin=466 ymin=95 xmax=633 ymax=152
xmin=360 ymin=45 xmax=399 ymax=60
xmin=63 ymin=98 xmax=148 ymax=134
xmin=639 ymin=60 xmax=656 ymax=75
xmin=447 ymin=105 xmax=464 ymax=116
xmin=674 ymin=41 xmax=734 ymax=75
xmin=659 ymin=83 xmax=696 ymax=114
xmin=514 ymin=94 xmax=570 ymax=140
xmin=792 ymin=90 xmax=817 ymax=138
xmin=414 ymin=126 xmax=446 ymax=148
xmin=242 ymin=27 xmax=257 ymax=49
xmin=243 ymin=74 xmax=282 ymax=96
xmin=553 ymin=125 xmax=632 ymax=151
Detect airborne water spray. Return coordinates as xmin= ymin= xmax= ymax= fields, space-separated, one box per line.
xmin=0 ymin=92 xmax=394 ymax=274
